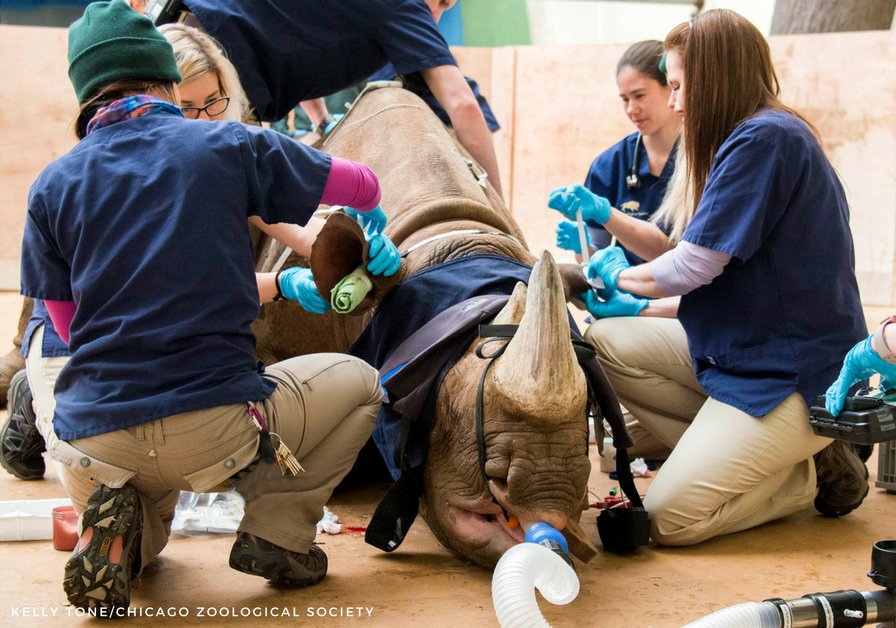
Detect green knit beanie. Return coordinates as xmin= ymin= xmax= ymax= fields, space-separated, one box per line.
xmin=68 ymin=1 xmax=182 ymax=103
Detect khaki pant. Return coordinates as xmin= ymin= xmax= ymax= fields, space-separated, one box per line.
xmin=27 ymin=323 xmax=381 ymax=569
xmin=585 ymin=317 xmax=830 ymax=546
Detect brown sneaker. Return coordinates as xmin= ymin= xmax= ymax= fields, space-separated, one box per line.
xmin=813 ymin=439 xmax=869 ymax=517
xmin=229 ymin=532 xmax=327 ymax=586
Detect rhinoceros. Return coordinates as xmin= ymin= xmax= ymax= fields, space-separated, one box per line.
xmin=252 ymin=86 xmax=625 ymax=569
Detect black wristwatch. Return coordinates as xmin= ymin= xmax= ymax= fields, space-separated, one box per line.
xmin=316 ymin=114 xmax=337 ymax=136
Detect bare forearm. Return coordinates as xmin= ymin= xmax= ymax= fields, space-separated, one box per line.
xmin=256 ymin=272 xmax=278 ymax=304
xmin=640 ymin=296 xmax=679 ymax=318
xmin=299 ymin=98 xmax=328 ymax=130
xmin=617 ymin=263 xmax=669 ymax=299
xmin=451 ymin=103 xmax=503 ymax=198
xmin=603 ymin=210 xmax=674 ymax=261
xmin=421 ymin=64 xmax=503 ymax=199
xmin=249 ymin=216 xmax=325 ymax=258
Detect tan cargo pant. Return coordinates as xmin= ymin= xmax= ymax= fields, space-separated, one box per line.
xmin=27 ymin=323 xmax=381 ymax=569
xmin=585 ymin=317 xmax=830 ymax=546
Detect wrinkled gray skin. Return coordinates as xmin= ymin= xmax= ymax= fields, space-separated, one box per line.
xmin=253 ymin=88 xmax=590 ymax=569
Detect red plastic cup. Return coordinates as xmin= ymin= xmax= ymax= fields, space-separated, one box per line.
xmin=52 ymin=505 xmax=79 ymax=551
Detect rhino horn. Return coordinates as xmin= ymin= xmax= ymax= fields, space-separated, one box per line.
xmin=491 ymin=282 xmax=527 ymax=325
xmin=492 ymin=251 xmax=586 ymax=422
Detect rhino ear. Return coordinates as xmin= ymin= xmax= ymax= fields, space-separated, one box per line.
xmin=491 ymin=281 xmax=527 ymax=326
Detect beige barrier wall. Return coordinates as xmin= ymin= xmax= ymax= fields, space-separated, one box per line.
xmin=1 ymin=26 xmax=894 ymax=309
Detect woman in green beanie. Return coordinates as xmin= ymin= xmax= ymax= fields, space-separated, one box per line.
xmin=21 ymin=1 xmax=391 ymax=616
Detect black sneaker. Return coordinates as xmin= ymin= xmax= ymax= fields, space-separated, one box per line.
xmin=229 ymin=531 xmax=327 ymax=586
xmin=64 ymin=484 xmax=142 ymax=619
xmin=813 ymin=439 xmax=869 ymax=517
xmin=0 ymin=370 xmax=45 ymax=480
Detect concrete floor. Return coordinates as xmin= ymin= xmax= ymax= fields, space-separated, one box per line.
xmin=0 ymin=291 xmax=892 ymax=627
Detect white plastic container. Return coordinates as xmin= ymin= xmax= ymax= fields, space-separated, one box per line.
xmin=0 ymin=498 xmax=73 ymax=541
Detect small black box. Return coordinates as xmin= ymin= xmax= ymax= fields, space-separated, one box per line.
xmin=808 ymin=395 xmax=896 ymax=444
xmin=597 ymin=507 xmax=650 ymax=553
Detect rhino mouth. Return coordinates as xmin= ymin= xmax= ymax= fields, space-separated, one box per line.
xmin=448 ymin=501 xmax=526 ymax=546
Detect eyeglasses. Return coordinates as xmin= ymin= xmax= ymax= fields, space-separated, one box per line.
xmin=180 ymin=96 xmax=230 ymax=119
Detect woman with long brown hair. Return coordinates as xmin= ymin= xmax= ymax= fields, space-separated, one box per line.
xmin=584 ymin=9 xmax=867 ymax=545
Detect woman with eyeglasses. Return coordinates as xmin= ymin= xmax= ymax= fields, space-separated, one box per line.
xmin=583 ymin=9 xmax=867 ymax=546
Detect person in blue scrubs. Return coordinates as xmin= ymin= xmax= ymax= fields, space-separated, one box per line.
xmin=3 ymin=22 xmax=401 ymax=484
xmin=550 ymin=40 xmax=681 ymax=267
xmin=136 ymin=0 xmax=504 ymax=198
xmin=20 ymin=3 xmax=386 ymax=615
xmin=582 ymin=9 xmax=868 ymax=546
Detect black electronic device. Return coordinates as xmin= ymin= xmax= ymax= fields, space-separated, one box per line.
xmin=144 ymin=0 xmax=183 ymax=25
xmin=809 ymin=394 xmax=896 ymax=445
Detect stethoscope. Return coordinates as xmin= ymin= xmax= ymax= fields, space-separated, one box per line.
xmin=625 ymin=133 xmax=642 ymax=189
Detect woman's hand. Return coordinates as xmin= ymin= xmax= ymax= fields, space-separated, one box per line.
xmin=278 ymin=267 xmax=331 ymax=314
xmin=583 ymin=288 xmax=648 ymax=318
xmin=587 ymin=246 xmax=631 ymax=292
xmin=825 ymin=336 xmax=896 ymax=416
xmin=366 ymin=233 xmax=401 ymax=277
xmin=548 ymin=184 xmax=611 ymax=225
xmin=555 ymin=220 xmax=591 ymax=253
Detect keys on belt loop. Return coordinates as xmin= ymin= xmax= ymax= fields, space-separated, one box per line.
xmin=246 ymin=403 xmax=304 ymax=475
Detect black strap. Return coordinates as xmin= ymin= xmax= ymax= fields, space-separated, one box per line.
xmin=473 ymin=335 xmax=512 ymax=518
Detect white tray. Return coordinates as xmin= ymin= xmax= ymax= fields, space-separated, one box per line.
xmin=0 ymin=498 xmax=73 ymax=541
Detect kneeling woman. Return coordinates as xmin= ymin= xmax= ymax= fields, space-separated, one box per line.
xmin=584 ymin=10 xmax=867 ymax=545
xmin=21 ymin=2 xmax=385 ymax=615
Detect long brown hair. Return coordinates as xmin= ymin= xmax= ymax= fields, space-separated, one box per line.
xmin=666 ymin=9 xmax=818 ymax=211
xmin=75 ymin=80 xmax=178 ymax=139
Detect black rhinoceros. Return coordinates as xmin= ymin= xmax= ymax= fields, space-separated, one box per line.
xmin=252 ymin=86 xmax=627 ymax=569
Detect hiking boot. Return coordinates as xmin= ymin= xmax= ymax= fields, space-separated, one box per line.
xmin=0 ymin=370 xmax=45 ymax=480
xmin=64 ymin=484 xmax=142 ymax=618
xmin=0 ymin=297 xmax=33 ymax=408
xmin=813 ymin=439 xmax=869 ymax=518
xmin=229 ymin=531 xmax=327 ymax=586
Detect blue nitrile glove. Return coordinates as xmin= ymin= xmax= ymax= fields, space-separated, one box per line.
xmin=548 ymin=184 xmax=612 ymax=225
xmin=366 ymin=232 xmax=401 ymax=277
xmin=278 ymin=267 xmax=331 ymax=314
xmin=583 ymin=289 xmax=648 ymax=319
xmin=344 ymin=204 xmax=388 ymax=234
xmin=555 ymin=220 xmax=591 ymax=254
xmin=586 ymin=246 xmax=631 ymax=292
xmin=825 ymin=336 xmax=896 ymax=416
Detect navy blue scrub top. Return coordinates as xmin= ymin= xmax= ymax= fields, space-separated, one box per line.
xmin=21 ymin=300 xmax=69 ymax=360
xmin=184 ymin=0 xmax=457 ymax=122
xmin=20 ymin=112 xmax=331 ymax=441
xmin=369 ymin=64 xmax=500 ymax=132
xmin=678 ymin=109 xmax=866 ymax=416
xmin=584 ymin=131 xmax=675 ymax=265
